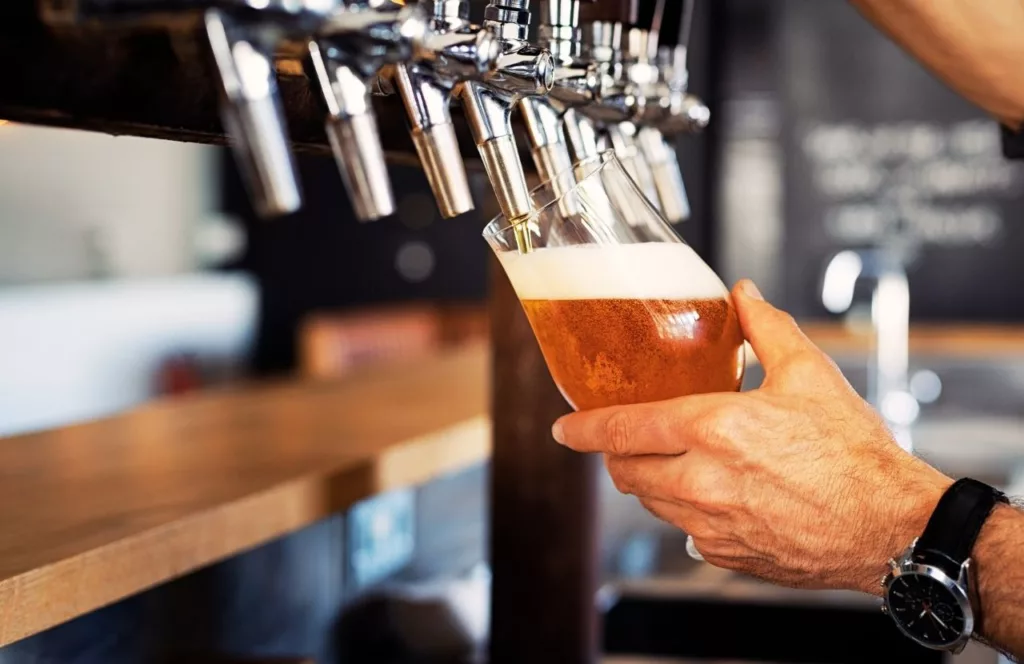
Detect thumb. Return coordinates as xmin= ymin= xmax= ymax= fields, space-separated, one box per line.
xmin=731 ymin=280 xmax=820 ymax=373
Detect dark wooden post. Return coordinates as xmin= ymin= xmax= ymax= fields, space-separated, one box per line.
xmin=488 ymin=257 xmax=601 ymax=664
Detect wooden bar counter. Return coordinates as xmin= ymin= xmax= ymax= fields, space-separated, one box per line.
xmin=0 ymin=322 xmax=1020 ymax=651
xmin=0 ymin=343 xmax=490 ymax=649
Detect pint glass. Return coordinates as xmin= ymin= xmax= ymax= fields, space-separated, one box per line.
xmin=483 ymin=152 xmax=745 ymax=412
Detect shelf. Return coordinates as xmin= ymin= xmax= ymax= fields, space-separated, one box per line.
xmin=0 ymin=343 xmax=491 ymax=648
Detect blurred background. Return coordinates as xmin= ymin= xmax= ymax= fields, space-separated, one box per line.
xmin=1 ymin=0 xmax=1023 ymax=663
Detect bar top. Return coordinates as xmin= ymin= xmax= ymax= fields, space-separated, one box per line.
xmin=0 ymin=343 xmax=491 ymax=648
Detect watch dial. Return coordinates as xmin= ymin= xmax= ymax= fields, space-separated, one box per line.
xmin=887 ymin=572 xmax=967 ymax=647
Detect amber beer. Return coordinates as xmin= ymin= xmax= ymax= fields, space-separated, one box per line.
xmin=500 ymin=243 xmax=745 ymax=411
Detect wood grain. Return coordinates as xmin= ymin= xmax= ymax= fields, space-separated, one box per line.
xmin=0 ymin=343 xmax=490 ymax=649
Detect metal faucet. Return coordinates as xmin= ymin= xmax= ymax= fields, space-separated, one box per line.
xmin=573 ymin=21 xmax=662 ymax=205
xmin=822 ymin=248 xmax=916 ymax=452
xmin=308 ymin=1 xmax=430 ymax=221
xmin=375 ymin=0 xmax=502 ymax=218
xmin=454 ymin=0 xmax=554 ymax=223
xmin=39 ymin=0 xmax=337 ymax=218
xmin=518 ymin=0 xmax=599 ymax=192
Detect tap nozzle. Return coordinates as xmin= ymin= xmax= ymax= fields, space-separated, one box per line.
xmin=605 ymin=122 xmax=659 ymax=209
xmin=637 ymin=126 xmax=690 ymax=223
xmin=308 ymin=41 xmax=394 ymax=221
xmin=391 ymin=64 xmax=475 ymax=218
xmin=458 ymin=2 xmax=555 ymax=222
xmin=205 ymin=9 xmax=302 ymax=218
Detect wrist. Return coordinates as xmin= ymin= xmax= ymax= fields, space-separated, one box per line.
xmin=861 ymin=465 xmax=952 ymax=595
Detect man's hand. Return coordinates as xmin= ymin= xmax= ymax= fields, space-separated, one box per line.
xmin=552 ymin=281 xmax=953 ymax=595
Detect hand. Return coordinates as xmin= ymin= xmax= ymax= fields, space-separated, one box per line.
xmin=552 ymin=280 xmax=954 ymax=595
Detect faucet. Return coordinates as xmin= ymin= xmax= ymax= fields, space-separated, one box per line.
xmin=39 ymin=0 xmax=338 ymax=218
xmin=573 ymin=21 xmax=665 ymax=207
xmin=375 ymin=0 xmax=502 ymax=218
xmin=822 ymin=248 xmax=916 ymax=452
xmin=308 ymin=1 xmax=430 ymax=221
xmin=456 ymin=0 xmax=554 ymax=223
xmin=518 ymin=0 xmax=599 ymax=192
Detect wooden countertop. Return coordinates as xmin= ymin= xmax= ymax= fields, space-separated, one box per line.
xmin=0 ymin=343 xmax=491 ymax=649
xmin=801 ymin=323 xmax=1024 ymax=358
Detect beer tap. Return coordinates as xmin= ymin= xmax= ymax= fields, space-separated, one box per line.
xmin=563 ymin=20 xmax=640 ymax=174
xmin=635 ymin=0 xmax=710 ymax=223
xmin=375 ymin=0 xmax=502 ymax=218
xmin=518 ymin=0 xmax=599 ymax=191
xmin=307 ymin=1 xmax=429 ymax=221
xmin=39 ymin=0 xmax=337 ymax=218
xmin=588 ymin=24 xmax=660 ymax=209
xmin=204 ymin=8 xmax=317 ymax=218
xmin=458 ymin=0 xmax=555 ymax=223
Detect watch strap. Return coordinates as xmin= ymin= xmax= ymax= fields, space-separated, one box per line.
xmin=915 ymin=478 xmax=1008 ymax=572
xmin=1003 ymin=123 xmax=1024 ymax=160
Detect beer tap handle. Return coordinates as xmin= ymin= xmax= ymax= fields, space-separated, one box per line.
xmin=308 ymin=41 xmax=395 ymax=221
xmin=460 ymin=81 xmax=534 ymax=222
xmin=458 ymin=0 xmax=555 ymax=222
xmin=392 ymin=64 xmax=475 ymax=218
xmin=205 ymin=9 xmax=302 ymax=218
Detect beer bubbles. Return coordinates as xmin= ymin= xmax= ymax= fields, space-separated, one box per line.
xmin=485 ymin=151 xmax=745 ymax=412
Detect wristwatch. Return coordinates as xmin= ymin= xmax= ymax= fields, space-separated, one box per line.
xmin=882 ymin=478 xmax=1008 ymax=652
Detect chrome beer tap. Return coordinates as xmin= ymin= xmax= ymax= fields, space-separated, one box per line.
xmin=374 ymin=0 xmax=501 ymax=218
xmin=458 ymin=0 xmax=554 ymax=223
xmin=518 ymin=0 xmax=599 ymax=190
xmin=634 ymin=0 xmax=710 ymax=224
xmin=308 ymin=1 xmax=429 ymax=221
xmin=565 ymin=20 xmax=640 ymax=173
xmin=39 ymin=0 xmax=337 ymax=218
xmin=574 ymin=21 xmax=661 ymax=204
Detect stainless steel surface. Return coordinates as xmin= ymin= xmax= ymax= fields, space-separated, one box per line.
xmin=375 ymin=2 xmax=504 ymax=218
xmin=205 ymin=9 xmax=303 ymax=217
xmin=822 ymin=249 xmax=915 ymax=451
xmin=392 ymin=64 xmax=475 ymax=217
xmin=563 ymin=107 xmax=602 ymax=168
xmin=477 ymin=133 xmax=533 ymax=221
xmin=310 ymin=40 xmax=390 ymax=220
xmin=412 ymin=125 xmax=475 ymax=217
xmin=325 ymin=112 xmax=394 ymax=220
xmin=457 ymin=0 xmax=555 ymax=222
xmin=637 ymin=126 xmax=690 ymax=223
xmin=605 ymin=122 xmax=659 ymax=208
xmin=520 ymin=97 xmax=565 ymax=150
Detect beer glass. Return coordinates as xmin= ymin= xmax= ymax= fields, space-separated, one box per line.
xmin=484 ymin=151 xmax=745 ymax=412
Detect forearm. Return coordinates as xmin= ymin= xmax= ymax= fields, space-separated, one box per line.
xmin=851 ymin=0 xmax=1024 ymax=129
xmin=973 ymin=504 xmax=1024 ymax=657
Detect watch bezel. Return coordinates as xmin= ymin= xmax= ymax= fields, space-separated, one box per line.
xmin=884 ymin=559 xmax=974 ymax=652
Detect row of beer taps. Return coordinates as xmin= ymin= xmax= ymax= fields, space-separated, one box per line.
xmin=41 ymin=0 xmax=709 ymax=224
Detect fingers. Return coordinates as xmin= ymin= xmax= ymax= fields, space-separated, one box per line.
xmin=604 ymin=454 xmax=726 ymax=513
xmin=732 ymin=280 xmax=843 ymax=389
xmin=731 ymin=280 xmax=818 ymax=372
xmin=553 ymin=397 xmax=718 ymax=456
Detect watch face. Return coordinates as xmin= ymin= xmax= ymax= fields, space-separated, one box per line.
xmin=887 ymin=571 xmax=967 ymax=647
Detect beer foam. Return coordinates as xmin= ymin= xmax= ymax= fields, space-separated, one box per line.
xmin=498 ymin=243 xmax=730 ymax=301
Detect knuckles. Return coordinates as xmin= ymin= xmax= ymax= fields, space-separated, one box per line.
xmin=602 ymin=409 xmax=637 ymax=456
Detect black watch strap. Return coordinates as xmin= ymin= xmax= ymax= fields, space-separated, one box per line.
xmin=915 ymin=478 xmax=1008 ymax=573
xmin=1003 ymin=123 xmax=1024 ymax=160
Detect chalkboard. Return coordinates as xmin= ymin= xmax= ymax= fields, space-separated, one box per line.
xmin=778 ymin=0 xmax=1024 ymax=321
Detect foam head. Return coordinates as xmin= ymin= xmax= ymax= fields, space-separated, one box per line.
xmin=497 ymin=242 xmax=730 ymax=301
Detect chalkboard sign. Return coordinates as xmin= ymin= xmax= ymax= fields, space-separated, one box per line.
xmin=778 ymin=0 xmax=1024 ymax=321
